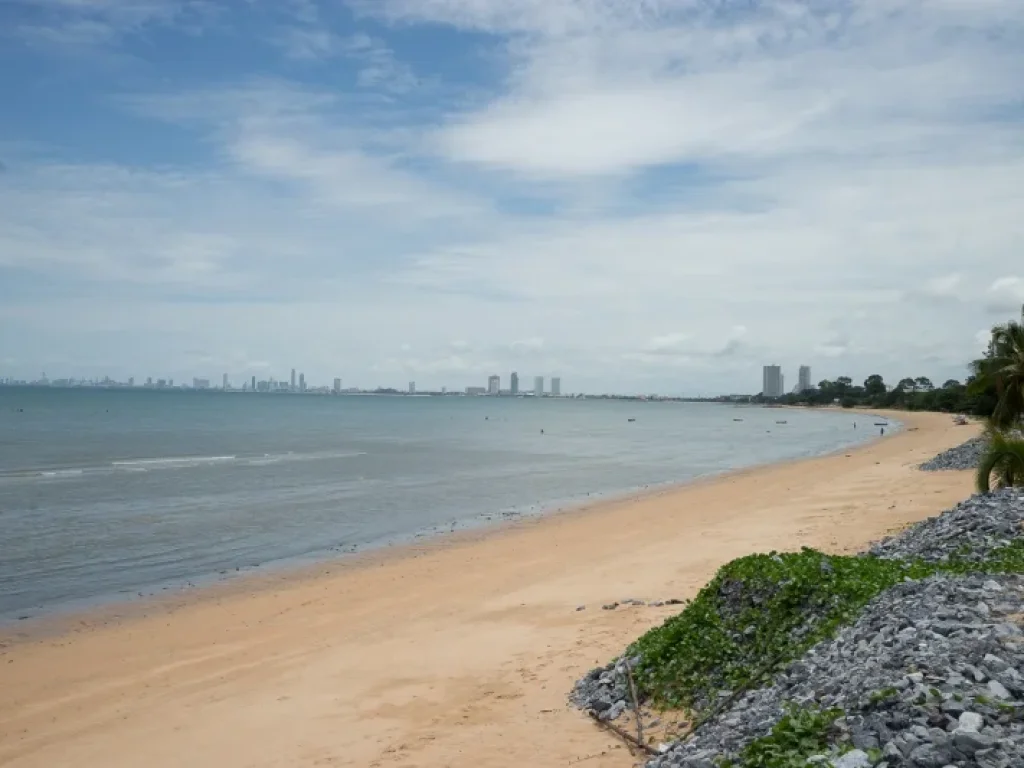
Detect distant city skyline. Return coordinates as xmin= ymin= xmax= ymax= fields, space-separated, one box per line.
xmin=2 ymin=355 xmax=987 ymax=399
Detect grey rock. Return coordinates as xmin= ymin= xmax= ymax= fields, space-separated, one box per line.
xmin=960 ymin=712 xmax=985 ymax=732
xmin=909 ymin=743 xmax=950 ymax=768
xmin=606 ymin=700 xmax=626 ymax=721
xmin=977 ymin=748 xmax=1012 ymax=768
xmin=833 ymin=749 xmax=871 ymax=768
xmin=952 ymin=729 xmax=996 ymax=755
xmin=989 ymin=680 xmax=1012 ymax=700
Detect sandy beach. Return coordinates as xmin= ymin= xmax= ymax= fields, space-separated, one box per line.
xmin=0 ymin=411 xmax=981 ymax=768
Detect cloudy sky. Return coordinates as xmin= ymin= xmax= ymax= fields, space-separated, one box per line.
xmin=1 ymin=0 xmax=1023 ymax=395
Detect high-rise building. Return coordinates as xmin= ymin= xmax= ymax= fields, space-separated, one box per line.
xmin=534 ymin=376 xmax=544 ymax=396
xmin=510 ymin=372 xmax=519 ymax=395
xmin=333 ymin=377 xmax=342 ymax=394
xmin=252 ymin=375 xmax=256 ymax=391
xmin=223 ymin=373 xmax=229 ymax=390
xmin=551 ymin=377 xmax=561 ymax=396
xmin=128 ymin=377 xmax=134 ymax=387
xmin=797 ymin=365 xmax=812 ymax=393
xmin=193 ymin=377 xmax=210 ymax=390
xmin=488 ymin=375 xmax=500 ymax=395
xmin=168 ymin=379 xmax=174 ymax=388
xmin=291 ymin=368 xmax=296 ymax=392
xmin=762 ymin=365 xmax=784 ymax=398
xmin=409 ymin=381 xmax=416 ymax=394
xmin=299 ymin=373 xmax=306 ymax=393
xmin=146 ymin=377 xmax=153 ymax=387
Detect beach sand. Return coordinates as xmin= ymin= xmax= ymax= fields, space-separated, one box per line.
xmin=0 ymin=410 xmax=980 ymax=768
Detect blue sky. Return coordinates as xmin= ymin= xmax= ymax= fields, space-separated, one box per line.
xmin=1 ymin=0 xmax=1023 ymax=394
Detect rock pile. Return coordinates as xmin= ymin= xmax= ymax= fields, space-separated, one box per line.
xmin=919 ymin=437 xmax=988 ymax=471
xmin=570 ymin=655 xmax=643 ymax=722
xmin=869 ymin=489 xmax=1024 ymax=564
xmin=651 ymin=574 xmax=1024 ymax=768
xmin=570 ymin=489 xmax=1024 ymax=768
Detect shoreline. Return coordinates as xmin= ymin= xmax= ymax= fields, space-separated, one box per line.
xmin=0 ymin=405 xmax=892 ymax=636
xmin=0 ymin=410 xmax=979 ymax=768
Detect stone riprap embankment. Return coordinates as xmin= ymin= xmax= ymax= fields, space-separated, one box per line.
xmin=652 ymin=574 xmax=1024 ymax=768
xmin=919 ymin=437 xmax=988 ymax=471
xmin=869 ymin=489 xmax=1024 ymax=564
xmin=570 ymin=488 xmax=1024 ymax=768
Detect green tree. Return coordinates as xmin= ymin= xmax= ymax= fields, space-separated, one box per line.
xmin=942 ymin=379 xmax=962 ymax=389
xmin=914 ymin=376 xmax=934 ymax=391
xmin=863 ymin=374 xmax=886 ymax=397
xmin=976 ymin=431 xmax=1024 ymax=491
xmin=896 ymin=377 xmax=917 ymax=393
xmin=971 ymin=320 xmax=1024 ymax=429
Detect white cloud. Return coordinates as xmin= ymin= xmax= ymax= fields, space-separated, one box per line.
xmin=987 ymin=276 xmax=1024 ymax=315
xmin=5 ymin=0 xmax=1024 ymax=393
xmin=7 ymin=0 xmax=214 ymax=48
xmin=921 ymin=274 xmax=963 ymax=298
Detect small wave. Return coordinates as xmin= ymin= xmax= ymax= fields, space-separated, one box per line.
xmin=110 ymin=456 xmax=238 ymax=468
xmin=240 ymin=450 xmax=367 ymax=466
xmin=1 ymin=450 xmax=368 ymax=482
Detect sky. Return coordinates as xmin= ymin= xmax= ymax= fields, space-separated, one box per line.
xmin=1 ymin=0 xmax=1023 ymax=395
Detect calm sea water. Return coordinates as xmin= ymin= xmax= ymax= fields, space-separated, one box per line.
xmin=0 ymin=388 xmax=886 ymax=621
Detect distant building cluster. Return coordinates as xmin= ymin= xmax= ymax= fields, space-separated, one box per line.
xmin=461 ymin=373 xmax=565 ymax=397
xmin=0 ymin=367 xmax=567 ymax=398
xmin=761 ymin=364 xmax=812 ymax=399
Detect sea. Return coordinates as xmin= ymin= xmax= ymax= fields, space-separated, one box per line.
xmin=0 ymin=388 xmax=887 ymax=622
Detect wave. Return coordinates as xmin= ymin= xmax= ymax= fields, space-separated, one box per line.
xmin=111 ymin=455 xmax=237 ymax=467
xmin=0 ymin=450 xmax=367 ymax=482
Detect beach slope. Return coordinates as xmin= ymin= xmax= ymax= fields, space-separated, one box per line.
xmin=0 ymin=411 xmax=979 ymax=768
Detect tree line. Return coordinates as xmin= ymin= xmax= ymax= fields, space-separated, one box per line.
xmin=759 ymin=373 xmax=998 ymax=416
xmin=755 ymin=316 xmax=1024 ymax=489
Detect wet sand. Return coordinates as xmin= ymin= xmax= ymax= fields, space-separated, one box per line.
xmin=0 ymin=410 xmax=979 ymax=768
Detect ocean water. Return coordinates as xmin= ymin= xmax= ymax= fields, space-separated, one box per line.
xmin=0 ymin=388 xmax=886 ymax=621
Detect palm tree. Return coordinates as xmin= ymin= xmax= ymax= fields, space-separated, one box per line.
xmin=976 ymin=430 xmax=1024 ymax=491
xmin=970 ymin=320 xmax=1024 ymax=429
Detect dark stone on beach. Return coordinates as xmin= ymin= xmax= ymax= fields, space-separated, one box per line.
xmin=919 ymin=437 xmax=988 ymax=471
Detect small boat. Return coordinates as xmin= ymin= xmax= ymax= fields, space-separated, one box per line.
xmin=733 ymin=418 xmax=743 ymax=422
xmin=775 ymin=420 xmax=788 ymax=424
xmin=627 ymin=418 xmax=636 ymax=422
xmin=874 ymin=422 xmax=888 ymax=426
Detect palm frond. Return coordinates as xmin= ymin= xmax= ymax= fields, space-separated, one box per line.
xmin=976 ymin=432 xmax=1024 ymax=492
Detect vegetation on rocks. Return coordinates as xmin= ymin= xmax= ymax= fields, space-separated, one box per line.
xmin=628 ymin=538 xmax=1024 ymax=713
xmin=721 ymin=705 xmax=846 ymax=768
xmin=628 ymin=550 xmax=930 ymax=711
